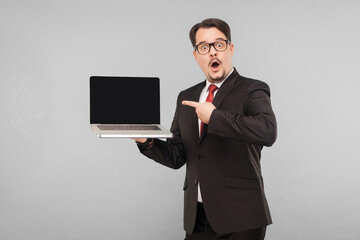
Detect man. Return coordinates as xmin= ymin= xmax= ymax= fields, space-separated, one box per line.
xmin=134 ymin=18 xmax=277 ymax=240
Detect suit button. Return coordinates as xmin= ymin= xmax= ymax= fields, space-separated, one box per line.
xmin=194 ymin=180 xmax=198 ymax=185
xmin=198 ymin=154 xmax=203 ymax=160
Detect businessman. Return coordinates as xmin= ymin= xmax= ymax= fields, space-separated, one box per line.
xmin=135 ymin=18 xmax=277 ymax=240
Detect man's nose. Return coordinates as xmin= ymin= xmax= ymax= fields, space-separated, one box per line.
xmin=209 ymin=46 xmax=217 ymax=56
xmin=209 ymin=45 xmax=218 ymax=56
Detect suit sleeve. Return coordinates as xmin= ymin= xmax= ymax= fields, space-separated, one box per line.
xmin=207 ymin=81 xmax=277 ymax=146
xmin=137 ymin=92 xmax=186 ymax=169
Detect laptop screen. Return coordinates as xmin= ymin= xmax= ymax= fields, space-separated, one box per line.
xmin=90 ymin=76 xmax=160 ymax=124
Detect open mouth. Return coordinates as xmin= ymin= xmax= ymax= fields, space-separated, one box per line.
xmin=210 ymin=60 xmax=221 ymax=71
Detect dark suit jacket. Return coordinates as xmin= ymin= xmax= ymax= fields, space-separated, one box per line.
xmin=138 ymin=69 xmax=277 ymax=234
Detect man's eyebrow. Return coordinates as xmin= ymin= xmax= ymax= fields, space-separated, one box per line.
xmin=196 ymin=41 xmax=207 ymax=45
xmin=196 ymin=38 xmax=227 ymax=45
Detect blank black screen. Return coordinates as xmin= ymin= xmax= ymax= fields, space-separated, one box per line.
xmin=90 ymin=76 xmax=160 ymax=124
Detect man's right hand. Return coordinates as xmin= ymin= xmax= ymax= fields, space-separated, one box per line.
xmin=132 ymin=138 xmax=147 ymax=143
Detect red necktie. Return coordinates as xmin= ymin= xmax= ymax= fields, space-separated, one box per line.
xmin=200 ymin=84 xmax=218 ymax=134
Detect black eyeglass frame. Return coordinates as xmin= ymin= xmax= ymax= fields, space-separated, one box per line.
xmin=194 ymin=40 xmax=231 ymax=54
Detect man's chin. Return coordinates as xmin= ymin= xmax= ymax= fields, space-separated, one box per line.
xmin=208 ymin=71 xmax=225 ymax=83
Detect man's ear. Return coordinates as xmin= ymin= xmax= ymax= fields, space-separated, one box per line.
xmin=230 ymin=43 xmax=235 ymax=56
xmin=193 ymin=50 xmax=197 ymax=60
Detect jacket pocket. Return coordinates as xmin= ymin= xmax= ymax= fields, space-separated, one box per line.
xmin=224 ymin=176 xmax=260 ymax=190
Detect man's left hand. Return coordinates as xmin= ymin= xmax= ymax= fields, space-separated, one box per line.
xmin=182 ymin=100 xmax=216 ymax=124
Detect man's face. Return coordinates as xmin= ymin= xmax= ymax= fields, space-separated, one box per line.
xmin=193 ymin=27 xmax=234 ymax=83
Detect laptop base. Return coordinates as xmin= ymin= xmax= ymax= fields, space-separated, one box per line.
xmin=91 ymin=124 xmax=173 ymax=138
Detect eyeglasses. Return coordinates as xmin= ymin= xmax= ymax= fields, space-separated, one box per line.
xmin=194 ymin=40 xmax=230 ymax=55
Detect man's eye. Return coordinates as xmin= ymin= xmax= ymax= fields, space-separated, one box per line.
xmin=200 ymin=45 xmax=209 ymax=50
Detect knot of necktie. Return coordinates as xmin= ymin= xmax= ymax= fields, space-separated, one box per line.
xmin=206 ymin=84 xmax=218 ymax=103
xmin=208 ymin=84 xmax=218 ymax=94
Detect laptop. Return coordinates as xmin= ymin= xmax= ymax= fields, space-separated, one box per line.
xmin=90 ymin=76 xmax=173 ymax=138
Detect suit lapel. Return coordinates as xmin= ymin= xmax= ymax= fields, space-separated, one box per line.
xmin=189 ymin=81 xmax=206 ymax=141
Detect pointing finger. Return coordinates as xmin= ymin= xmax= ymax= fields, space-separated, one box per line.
xmin=182 ymin=100 xmax=199 ymax=108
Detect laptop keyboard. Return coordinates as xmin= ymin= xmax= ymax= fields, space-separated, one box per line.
xmin=98 ymin=125 xmax=161 ymax=131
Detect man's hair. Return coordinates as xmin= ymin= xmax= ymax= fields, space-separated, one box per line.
xmin=189 ymin=18 xmax=231 ymax=47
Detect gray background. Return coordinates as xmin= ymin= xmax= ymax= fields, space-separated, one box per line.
xmin=1 ymin=0 xmax=359 ymax=239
